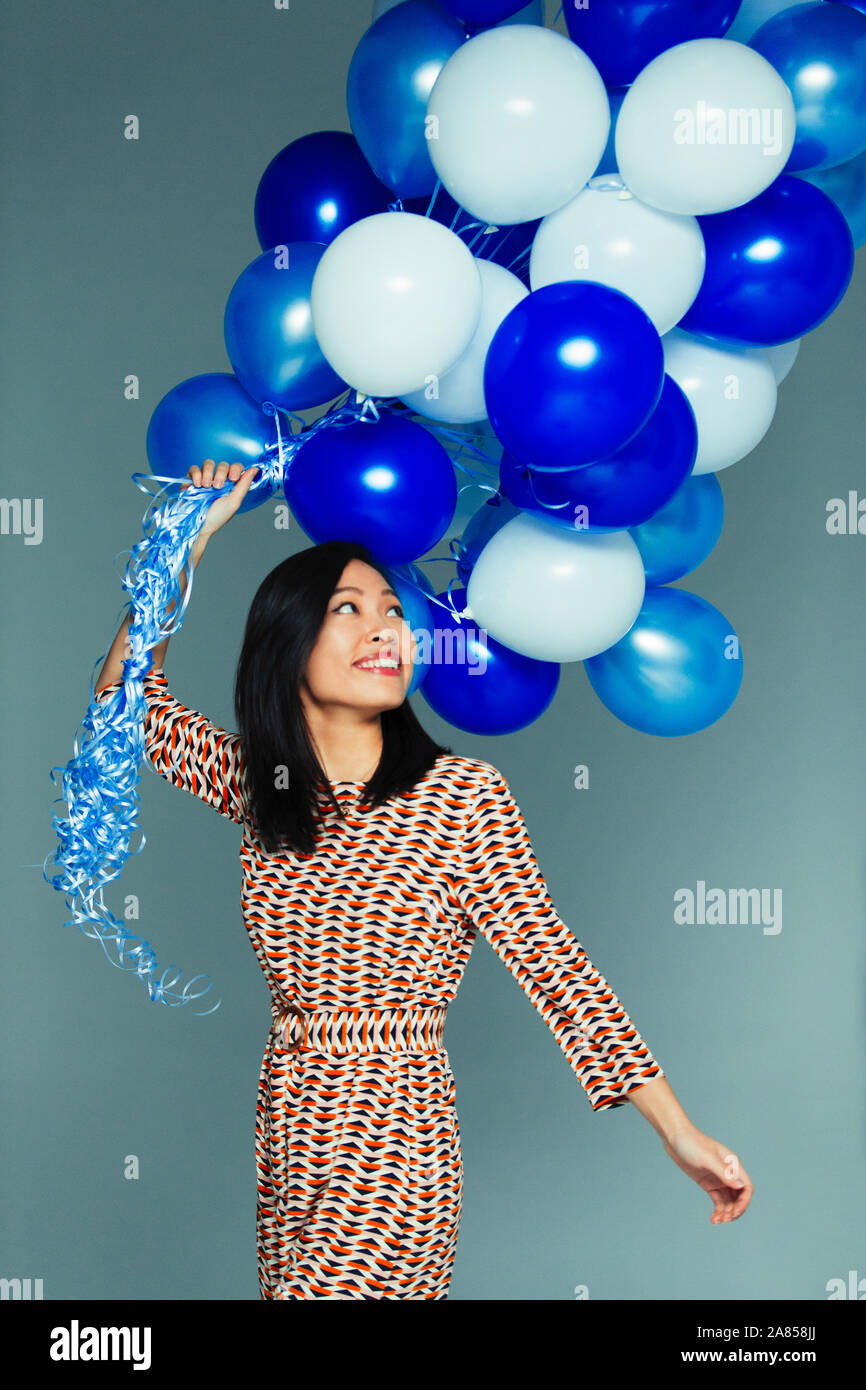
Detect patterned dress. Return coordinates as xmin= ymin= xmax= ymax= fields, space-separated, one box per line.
xmin=95 ymin=666 xmax=664 ymax=1299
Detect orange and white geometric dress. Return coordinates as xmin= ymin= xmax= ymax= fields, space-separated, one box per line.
xmin=96 ymin=666 xmax=664 ymax=1299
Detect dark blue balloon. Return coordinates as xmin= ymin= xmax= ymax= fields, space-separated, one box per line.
xmin=564 ymin=0 xmax=742 ymax=87
xmin=254 ymin=130 xmax=393 ymax=251
xmin=484 ymin=280 xmax=665 ymax=472
xmin=419 ymin=586 xmax=560 ymax=735
xmin=224 ymin=243 xmax=347 ymax=412
xmin=438 ymin=0 xmax=528 ymax=24
xmin=284 ymin=412 xmax=457 ymax=565
xmin=454 ymin=493 xmax=522 ymax=585
xmin=749 ymin=1 xmax=866 ymax=172
xmin=401 ymin=183 xmax=540 ymax=289
xmin=628 ymin=472 xmax=724 ymax=585
xmin=678 ymin=175 xmax=855 ymax=346
xmin=145 ymin=373 xmax=279 ymax=515
xmin=584 ymin=585 xmax=743 ymax=736
xmin=499 ymin=374 xmax=697 ymax=532
xmin=346 ymin=1 xmax=465 ymax=198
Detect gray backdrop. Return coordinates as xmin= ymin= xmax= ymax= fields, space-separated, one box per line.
xmin=2 ymin=0 xmax=864 ymax=1301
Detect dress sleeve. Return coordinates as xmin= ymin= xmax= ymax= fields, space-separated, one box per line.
xmin=94 ymin=665 xmax=249 ymax=826
xmin=454 ymin=766 xmax=664 ymax=1112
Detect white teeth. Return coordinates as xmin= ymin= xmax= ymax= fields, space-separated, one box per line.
xmin=355 ymin=660 xmax=398 ymax=670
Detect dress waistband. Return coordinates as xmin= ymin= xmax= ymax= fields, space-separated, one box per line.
xmin=270 ymin=1002 xmax=448 ymax=1053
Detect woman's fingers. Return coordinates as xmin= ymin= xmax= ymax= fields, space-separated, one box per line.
xmin=180 ymin=459 xmax=257 ymax=505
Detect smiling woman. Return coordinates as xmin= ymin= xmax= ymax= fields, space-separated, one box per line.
xmin=88 ymin=461 xmax=748 ymax=1298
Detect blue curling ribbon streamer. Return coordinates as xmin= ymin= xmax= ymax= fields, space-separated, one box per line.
xmin=39 ymin=391 xmax=375 ymax=1013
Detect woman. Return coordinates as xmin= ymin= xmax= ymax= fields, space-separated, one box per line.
xmin=95 ymin=459 xmax=753 ymax=1299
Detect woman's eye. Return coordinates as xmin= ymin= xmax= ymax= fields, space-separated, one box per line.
xmin=333 ymin=600 xmax=405 ymax=618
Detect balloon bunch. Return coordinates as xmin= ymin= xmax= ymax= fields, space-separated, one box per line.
xmin=45 ymin=0 xmax=864 ymax=1004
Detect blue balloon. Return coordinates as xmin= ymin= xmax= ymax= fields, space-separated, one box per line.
xmin=628 ymin=473 xmax=725 ymax=585
xmin=419 ymin=586 xmax=560 ymax=735
xmin=284 ymin=412 xmax=457 ymax=565
xmin=401 ymin=182 xmax=540 ymax=289
xmin=384 ymin=562 xmax=436 ymax=694
xmin=593 ymin=87 xmax=628 ymax=178
xmin=484 ymin=280 xmax=665 ymax=472
xmin=145 ymin=373 xmax=279 ymax=515
xmin=346 ymin=1 xmax=465 ymax=198
xmin=454 ymin=493 xmax=522 ymax=585
xmin=254 ymin=130 xmax=393 ymax=251
xmin=564 ymin=0 xmax=741 ymax=87
xmin=584 ymin=586 xmax=743 ymax=736
xmin=499 ymin=374 xmax=697 ymax=531
xmin=224 ymin=243 xmax=347 ymax=412
xmin=438 ymin=0 xmax=528 ymax=23
xmin=678 ymin=175 xmax=854 ymax=346
xmin=793 ymin=145 xmax=866 ymax=248
xmin=749 ymin=1 xmax=866 ymax=172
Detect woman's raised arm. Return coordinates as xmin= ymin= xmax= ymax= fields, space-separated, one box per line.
xmin=95 ymin=458 xmax=259 ymax=693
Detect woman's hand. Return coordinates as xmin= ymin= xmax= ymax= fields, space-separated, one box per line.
xmin=181 ymin=458 xmax=260 ymax=542
xmin=662 ymin=1124 xmax=754 ymax=1224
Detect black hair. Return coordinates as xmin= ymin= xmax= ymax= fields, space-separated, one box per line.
xmin=234 ymin=539 xmax=451 ymax=855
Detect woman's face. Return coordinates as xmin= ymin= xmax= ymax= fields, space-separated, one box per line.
xmin=301 ymin=559 xmax=417 ymax=711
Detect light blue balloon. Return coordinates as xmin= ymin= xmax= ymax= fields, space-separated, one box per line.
xmin=223 ymin=243 xmax=346 ymax=411
xmin=749 ymin=1 xmax=866 ymax=172
xmin=628 ymin=473 xmax=725 ymax=585
xmin=584 ymin=585 xmax=743 ymax=736
xmin=145 ymin=372 xmax=280 ymax=515
xmin=347 ymin=1 xmax=465 ymax=198
xmin=792 ymin=145 xmax=866 ymax=247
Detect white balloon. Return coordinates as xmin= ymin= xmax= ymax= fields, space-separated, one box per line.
xmin=662 ymin=328 xmax=778 ymax=474
xmin=426 ymin=26 xmax=610 ymax=225
xmin=466 ymin=512 xmax=646 ymax=663
xmin=310 ymin=212 xmax=482 ymax=397
xmin=400 ymin=258 xmax=527 ymax=422
xmin=615 ymin=38 xmax=796 ymax=215
xmin=529 ymin=172 xmax=706 ymax=336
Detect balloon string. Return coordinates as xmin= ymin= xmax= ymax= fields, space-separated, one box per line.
xmin=476 ymin=225 xmax=514 ymax=262
xmin=523 ymin=467 xmax=572 ymax=515
xmin=400 ymin=411 xmax=502 ymax=474
xmin=385 ymin=186 xmax=529 ymax=280
xmin=424 ymin=178 xmax=441 ymax=220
